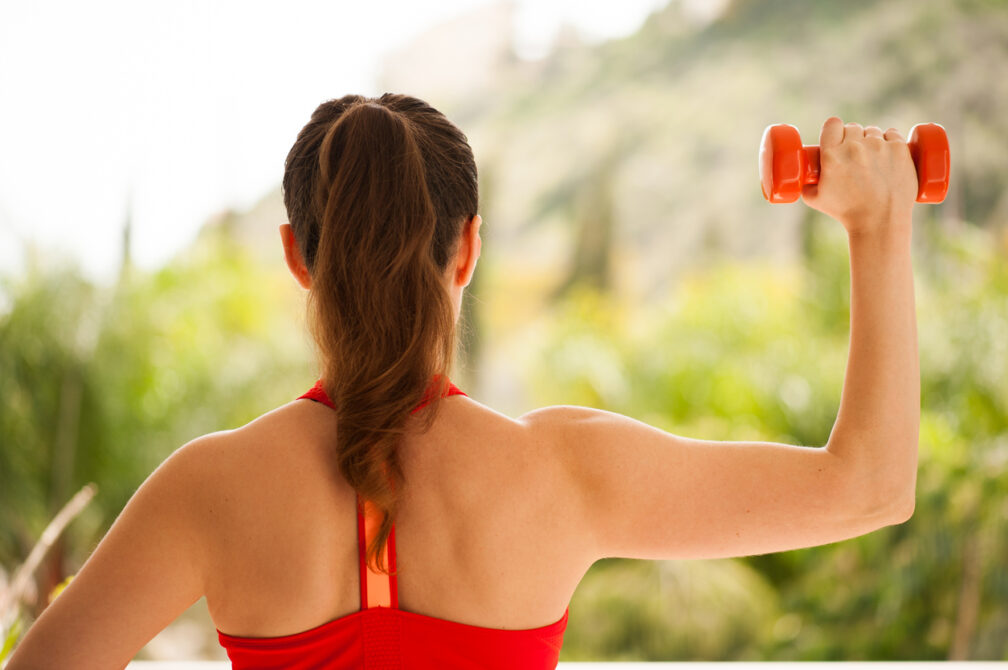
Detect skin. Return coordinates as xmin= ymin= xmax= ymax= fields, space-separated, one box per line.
xmin=9 ymin=117 xmax=918 ymax=668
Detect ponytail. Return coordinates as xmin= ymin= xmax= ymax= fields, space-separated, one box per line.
xmin=282 ymin=95 xmax=478 ymax=572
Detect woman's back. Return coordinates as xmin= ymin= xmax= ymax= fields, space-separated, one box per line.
xmin=204 ymin=390 xmax=583 ymax=639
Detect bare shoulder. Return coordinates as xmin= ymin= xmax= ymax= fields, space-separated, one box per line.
xmin=515 ymin=403 xmax=907 ymax=562
xmin=518 ymin=403 xmax=640 ymax=439
xmin=6 ymin=399 xmax=349 ymax=669
xmin=516 ymin=403 xmax=660 ymax=466
xmin=171 ymin=398 xmax=340 ymax=481
xmin=167 ymin=398 xmax=349 ymax=526
xmin=167 ymin=399 xmax=358 ymax=631
xmin=518 ymin=403 xmax=607 ymax=429
xmin=518 ymin=403 xmax=660 ymax=439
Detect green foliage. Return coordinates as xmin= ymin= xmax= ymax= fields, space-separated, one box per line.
xmin=564 ymin=558 xmax=778 ymax=661
xmin=529 ymin=257 xmax=844 ymax=447
xmin=1 ymin=614 xmax=23 ymax=662
xmin=0 ymin=231 xmax=313 ymax=578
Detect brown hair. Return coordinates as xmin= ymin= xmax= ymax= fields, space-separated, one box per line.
xmin=282 ymin=94 xmax=478 ymax=571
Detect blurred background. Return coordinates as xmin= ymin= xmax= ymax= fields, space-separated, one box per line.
xmin=1 ymin=0 xmax=1007 ymax=662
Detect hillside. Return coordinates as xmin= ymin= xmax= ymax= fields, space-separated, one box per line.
xmin=443 ymin=0 xmax=1006 ymax=302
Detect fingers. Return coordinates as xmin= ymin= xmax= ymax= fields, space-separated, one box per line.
xmin=843 ymin=122 xmax=864 ymax=141
xmin=883 ymin=127 xmax=906 ymax=142
xmin=820 ymin=116 xmax=844 ymax=148
xmin=822 ymin=118 xmax=906 ymax=144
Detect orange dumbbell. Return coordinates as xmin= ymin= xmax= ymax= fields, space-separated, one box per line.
xmin=759 ymin=123 xmax=950 ymax=204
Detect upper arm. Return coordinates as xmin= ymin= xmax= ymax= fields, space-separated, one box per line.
xmin=528 ymin=406 xmax=908 ymax=563
xmin=8 ymin=435 xmax=221 ymax=670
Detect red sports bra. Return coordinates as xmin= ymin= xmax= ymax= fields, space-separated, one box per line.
xmin=217 ymin=381 xmax=569 ymax=669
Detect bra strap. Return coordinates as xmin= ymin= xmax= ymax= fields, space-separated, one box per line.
xmin=357 ymin=496 xmax=398 ymax=610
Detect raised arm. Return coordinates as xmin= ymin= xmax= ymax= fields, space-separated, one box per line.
xmin=535 ymin=117 xmax=919 ymax=563
xmin=808 ymin=119 xmax=919 ymax=502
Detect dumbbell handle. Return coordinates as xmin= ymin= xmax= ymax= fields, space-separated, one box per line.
xmin=796 ymin=145 xmax=821 ymax=186
xmin=759 ymin=123 xmax=950 ymax=204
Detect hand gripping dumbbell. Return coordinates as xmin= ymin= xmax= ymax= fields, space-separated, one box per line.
xmin=759 ymin=123 xmax=950 ymax=204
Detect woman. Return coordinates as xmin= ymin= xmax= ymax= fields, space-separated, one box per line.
xmin=9 ymin=94 xmax=919 ymax=669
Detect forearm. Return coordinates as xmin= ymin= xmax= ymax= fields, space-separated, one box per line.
xmin=826 ymin=220 xmax=919 ymax=510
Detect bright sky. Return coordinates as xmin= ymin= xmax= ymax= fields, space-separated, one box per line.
xmin=0 ymin=0 xmax=676 ymax=282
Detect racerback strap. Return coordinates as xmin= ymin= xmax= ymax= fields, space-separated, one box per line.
xmin=358 ymin=497 xmax=398 ymax=609
xmin=297 ymin=378 xmax=467 ymax=611
xmin=355 ymin=381 xmax=466 ymax=610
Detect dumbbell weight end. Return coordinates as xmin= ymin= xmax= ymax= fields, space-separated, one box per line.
xmin=908 ymin=123 xmax=950 ymax=204
xmin=759 ymin=124 xmax=817 ymax=204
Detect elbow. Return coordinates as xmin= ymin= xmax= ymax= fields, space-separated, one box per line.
xmin=888 ymin=493 xmax=915 ymax=525
xmin=853 ymin=490 xmax=914 ymax=533
xmin=870 ymin=482 xmax=915 ymax=526
xmin=880 ymin=465 xmax=918 ymax=525
xmin=827 ymin=437 xmax=918 ymax=527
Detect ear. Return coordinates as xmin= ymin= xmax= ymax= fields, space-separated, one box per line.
xmin=453 ymin=215 xmax=482 ymax=288
xmin=280 ymin=224 xmax=312 ymax=290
